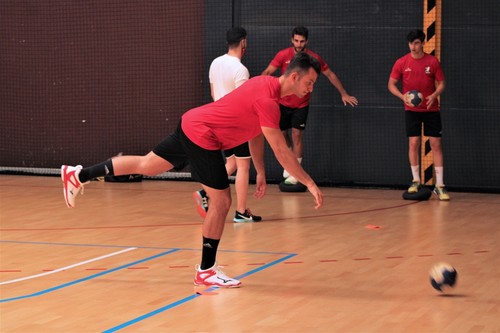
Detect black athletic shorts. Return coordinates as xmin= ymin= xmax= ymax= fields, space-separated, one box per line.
xmin=224 ymin=141 xmax=251 ymax=159
xmin=152 ymin=122 xmax=229 ymax=190
xmin=279 ymin=104 xmax=309 ymax=131
xmin=405 ymin=111 xmax=442 ymax=137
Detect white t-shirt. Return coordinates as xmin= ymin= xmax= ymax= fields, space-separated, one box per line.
xmin=209 ymin=54 xmax=249 ymax=101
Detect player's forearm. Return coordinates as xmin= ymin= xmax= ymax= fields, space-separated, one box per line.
xmin=325 ymin=71 xmax=348 ymax=95
xmin=269 ymin=140 xmax=314 ymax=186
xmin=388 ymin=80 xmax=404 ymax=101
xmin=332 ymin=80 xmax=347 ymax=96
xmin=249 ymin=135 xmax=266 ymax=175
xmin=432 ymin=80 xmax=446 ymax=98
xmin=262 ymin=65 xmax=277 ymax=76
xmin=275 ymin=151 xmax=315 ymax=187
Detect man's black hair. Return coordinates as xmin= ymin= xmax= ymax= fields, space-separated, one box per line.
xmin=407 ymin=29 xmax=426 ymax=43
xmin=226 ymin=26 xmax=247 ymax=48
xmin=285 ymin=52 xmax=321 ymax=76
xmin=292 ymin=26 xmax=309 ymax=40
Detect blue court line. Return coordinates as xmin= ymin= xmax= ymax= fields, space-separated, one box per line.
xmin=102 ymin=253 xmax=297 ymax=333
xmin=0 ymin=249 xmax=180 ymax=303
xmin=0 ymin=240 xmax=293 ymax=255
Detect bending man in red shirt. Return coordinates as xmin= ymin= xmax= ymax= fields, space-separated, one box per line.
xmin=61 ymin=52 xmax=324 ymax=288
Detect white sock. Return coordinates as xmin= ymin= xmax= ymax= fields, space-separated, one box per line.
xmin=435 ymin=166 xmax=444 ymax=186
xmin=411 ymin=165 xmax=420 ymax=182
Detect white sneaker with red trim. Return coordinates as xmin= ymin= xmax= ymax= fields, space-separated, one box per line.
xmin=61 ymin=165 xmax=87 ymax=208
xmin=194 ymin=264 xmax=241 ymax=288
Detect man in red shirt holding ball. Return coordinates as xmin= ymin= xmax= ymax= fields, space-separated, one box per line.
xmin=388 ymin=29 xmax=449 ymax=200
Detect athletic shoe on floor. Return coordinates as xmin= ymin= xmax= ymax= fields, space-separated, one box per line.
xmin=408 ymin=180 xmax=421 ymax=193
xmin=433 ymin=185 xmax=450 ymax=201
xmin=194 ymin=264 xmax=241 ymax=288
xmin=61 ymin=165 xmax=87 ymax=208
xmin=284 ymin=175 xmax=298 ymax=185
xmin=233 ymin=209 xmax=262 ymax=223
xmin=193 ymin=189 xmax=209 ymax=218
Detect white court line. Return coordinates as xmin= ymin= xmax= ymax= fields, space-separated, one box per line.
xmin=0 ymin=247 xmax=137 ymax=285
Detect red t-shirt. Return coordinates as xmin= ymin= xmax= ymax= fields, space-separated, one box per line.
xmin=390 ymin=53 xmax=445 ymax=112
xmin=181 ymin=76 xmax=281 ymax=150
xmin=269 ymin=47 xmax=329 ymax=108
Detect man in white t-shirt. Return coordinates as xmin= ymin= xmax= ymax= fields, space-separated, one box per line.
xmin=193 ymin=27 xmax=262 ymax=223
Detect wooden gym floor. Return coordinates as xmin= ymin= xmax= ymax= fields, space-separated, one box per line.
xmin=0 ymin=175 xmax=499 ymax=332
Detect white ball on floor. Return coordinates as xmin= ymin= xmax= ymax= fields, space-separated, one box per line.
xmin=429 ymin=262 xmax=458 ymax=292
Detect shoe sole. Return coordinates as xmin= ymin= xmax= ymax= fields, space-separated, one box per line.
xmin=194 ymin=281 xmax=241 ymax=288
xmin=192 ymin=192 xmax=207 ymax=218
xmin=233 ymin=218 xmax=261 ymax=223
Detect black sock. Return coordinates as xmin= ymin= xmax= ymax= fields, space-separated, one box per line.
xmin=79 ymin=159 xmax=114 ymax=183
xmin=200 ymin=237 xmax=220 ymax=270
